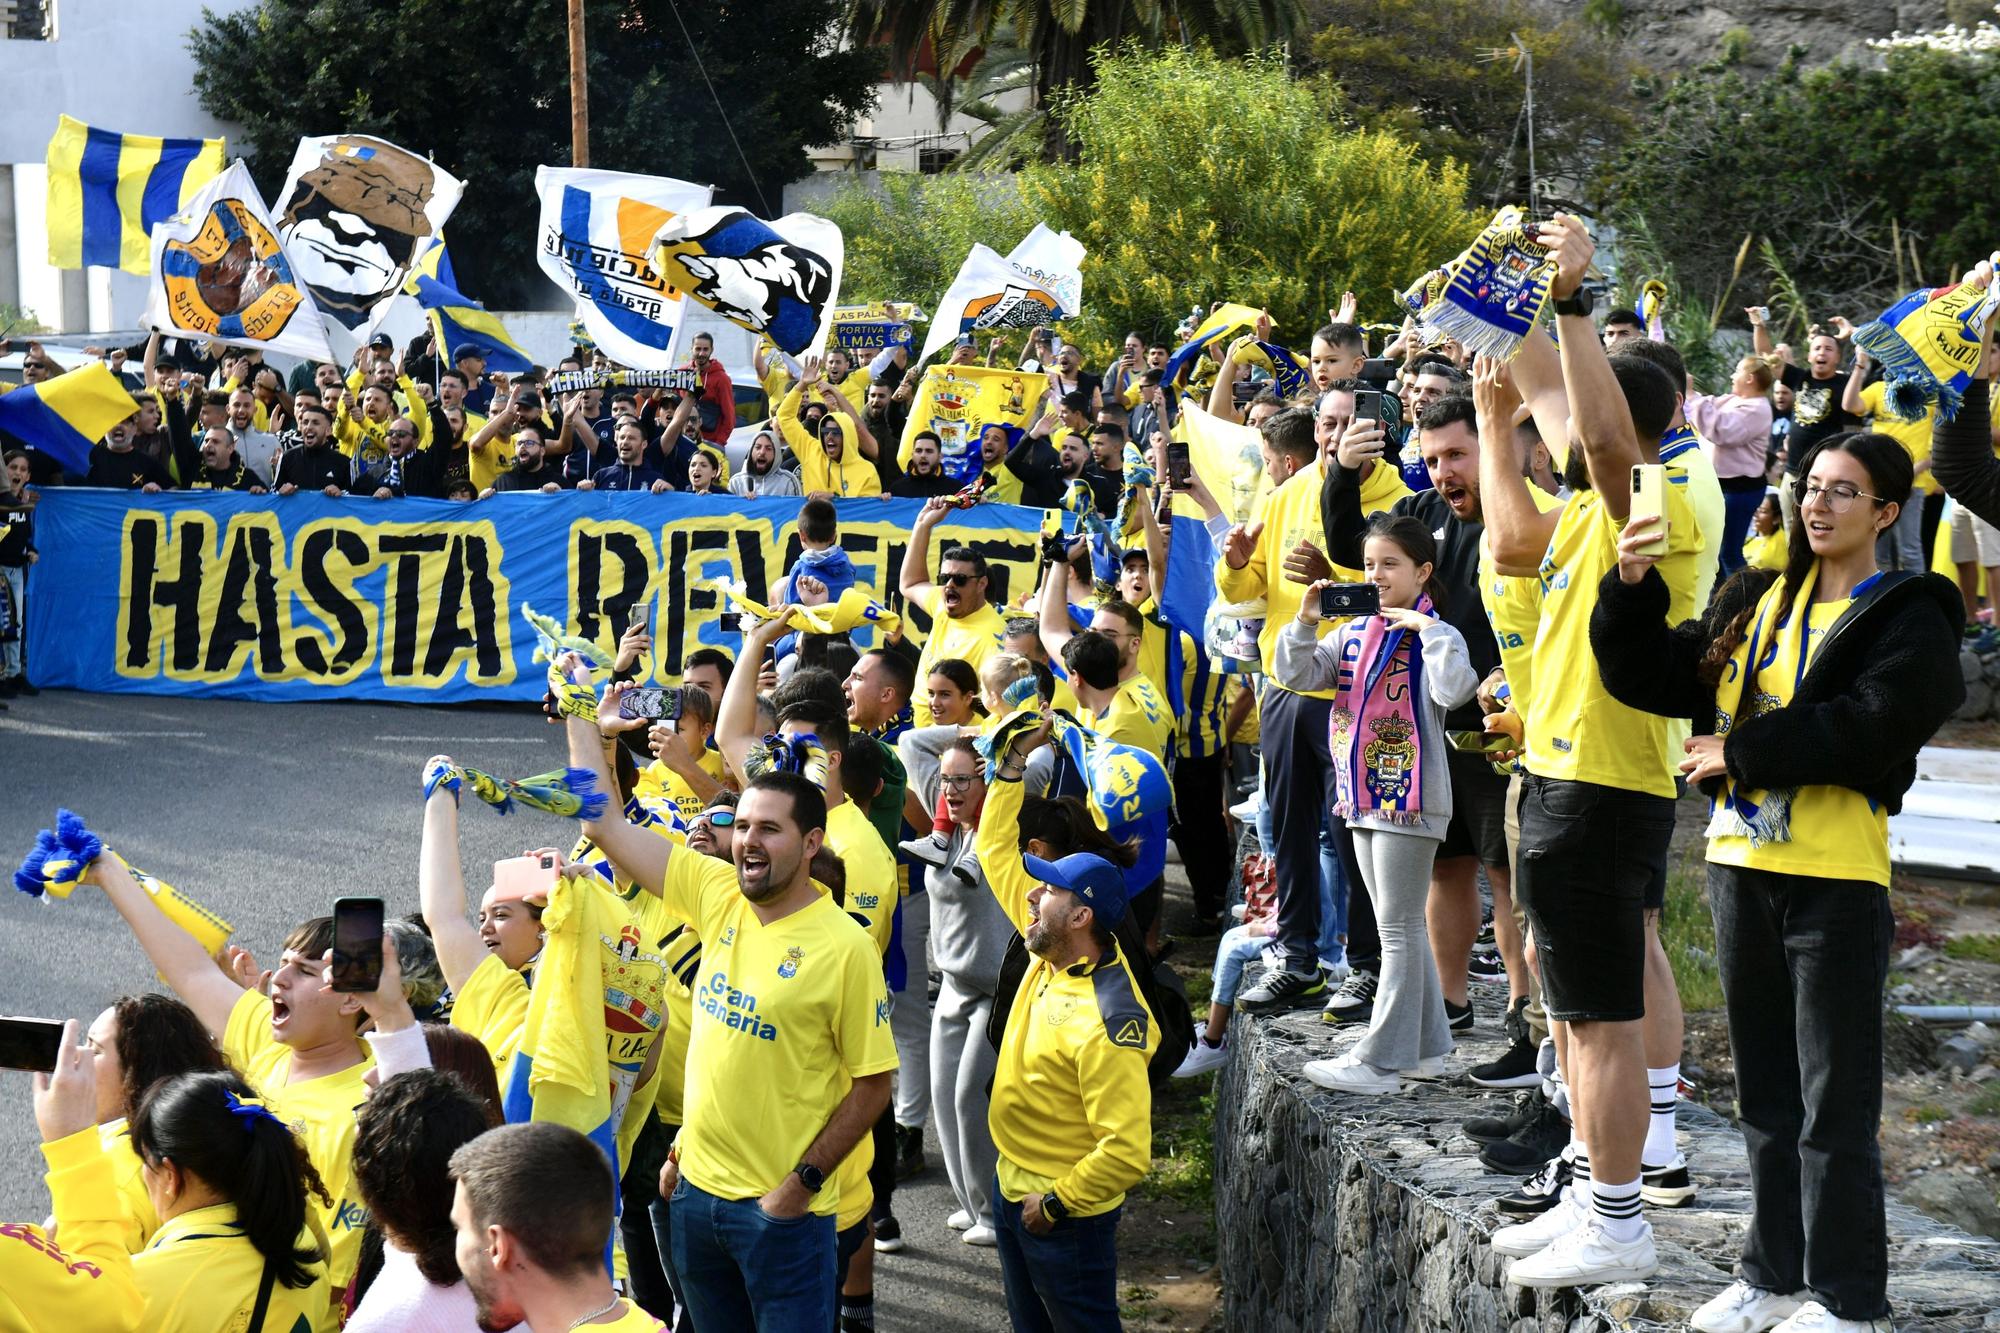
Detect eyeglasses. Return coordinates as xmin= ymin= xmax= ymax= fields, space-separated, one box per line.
xmin=940 ymin=572 xmax=979 ymax=587
xmin=695 ymin=809 xmax=735 ymax=829
xmin=1799 ymin=482 xmax=1887 ymax=513
xmin=386 ymin=429 xmax=415 ymax=439
xmin=939 ymin=774 xmax=979 ymax=792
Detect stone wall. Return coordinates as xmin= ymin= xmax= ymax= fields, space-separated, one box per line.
xmin=1214 ymin=1008 xmax=2000 ymax=1332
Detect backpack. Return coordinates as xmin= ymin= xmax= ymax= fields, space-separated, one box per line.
xmin=985 ymin=914 xmax=1197 ymax=1091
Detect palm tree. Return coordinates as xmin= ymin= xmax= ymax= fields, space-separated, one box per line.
xmin=910 ymin=42 xmax=1042 ymax=170
xmin=848 ymin=0 xmax=1300 ymax=156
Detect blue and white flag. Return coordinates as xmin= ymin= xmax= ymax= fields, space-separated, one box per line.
xmin=918 ymin=224 xmax=1084 ymax=365
xmin=535 ymin=166 xmax=713 ymax=369
xmin=652 ymin=206 xmax=843 ymax=359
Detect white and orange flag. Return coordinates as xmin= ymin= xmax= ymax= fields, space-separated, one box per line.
xmin=534 ymin=166 xmax=714 ymax=369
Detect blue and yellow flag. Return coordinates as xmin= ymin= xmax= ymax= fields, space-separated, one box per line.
xmin=895 ymin=364 xmax=1042 ymax=483
xmin=1161 ymin=303 xmax=1266 ymax=391
xmin=0 ymin=363 xmax=141 ymax=474
xmin=45 ymin=115 xmax=225 ymax=274
xmin=405 ymin=238 xmax=534 ymax=375
xmin=1854 ymin=280 xmax=2000 ymax=422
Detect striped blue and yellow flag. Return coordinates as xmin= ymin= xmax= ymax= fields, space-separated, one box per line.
xmin=0 ymin=363 xmax=142 ymax=473
xmin=404 ymin=238 xmax=534 ymax=374
xmin=45 ymin=115 xmax=226 ymax=274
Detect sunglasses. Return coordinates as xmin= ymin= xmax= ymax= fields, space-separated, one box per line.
xmin=941 ymin=572 xmax=980 ymax=588
xmin=695 ymin=809 xmax=736 ymax=829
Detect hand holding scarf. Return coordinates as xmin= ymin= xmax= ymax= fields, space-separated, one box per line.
xmin=1329 ymin=600 xmax=1433 ymax=824
xmin=1400 ymin=207 xmax=1558 ymax=360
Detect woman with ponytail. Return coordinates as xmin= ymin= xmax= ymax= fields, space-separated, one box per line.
xmin=1279 ymin=514 xmax=1480 ymax=1093
xmin=128 ymin=1068 xmax=336 ymax=1331
xmin=1590 ymin=432 xmax=1964 ymax=1333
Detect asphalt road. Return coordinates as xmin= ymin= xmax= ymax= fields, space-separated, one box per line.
xmin=0 ymin=690 xmax=1010 ymax=1332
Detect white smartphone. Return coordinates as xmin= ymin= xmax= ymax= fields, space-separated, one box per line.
xmin=1628 ymin=464 xmax=1669 ymax=558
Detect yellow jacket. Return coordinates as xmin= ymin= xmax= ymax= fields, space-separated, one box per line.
xmin=1216 ymin=458 xmax=1409 ymax=696
xmin=0 ymin=1130 xmax=144 ymax=1333
xmin=976 ymin=776 xmax=1156 ymax=1215
xmin=334 ymin=375 xmax=432 ymax=469
xmin=135 ymin=1200 xmax=336 ymax=1333
xmin=776 ymin=384 xmax=880 ymax=496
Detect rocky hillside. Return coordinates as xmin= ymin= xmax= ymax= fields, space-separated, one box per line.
xmin=1548 ymin=0 xmax=1956 ymax=72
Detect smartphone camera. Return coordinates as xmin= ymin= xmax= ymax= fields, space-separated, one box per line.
xmin=330 ymin=897 xmax=386 ymax=994
xmin=1320 ymin=582 xmax=1382 ymax=618
xmin=1166 ymin=441 xmax=1194 ymax=489
xmin=618 ymin=686 xmax=684 ymax=723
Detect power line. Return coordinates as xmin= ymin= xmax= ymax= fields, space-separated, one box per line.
xmin=663 ymin=0 xmax=775 ymax=215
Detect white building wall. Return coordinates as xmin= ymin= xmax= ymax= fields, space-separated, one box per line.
xmin=811 ymin=77 xmax=1032 ymax=174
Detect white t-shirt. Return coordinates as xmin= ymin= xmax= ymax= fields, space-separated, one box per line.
xmin=347 ymin=1241 xmax=526 ymax=1333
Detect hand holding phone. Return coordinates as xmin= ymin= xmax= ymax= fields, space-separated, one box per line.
xmin=29 ymin=1019 xmax=94 ymax=1147
xmin=1320 ymin=582 xmax=1382 ymax=619
xmin=492 ymin=852 xmax=559 ymax=905
xmin=0 ymin=1016 xmax=67 ymax=1073
xmin=1628 ymin=464 xmax=1669 ymax=558
xmin=330 ymin=897 xmax=386 ymax=993
xmin=618 ymin=686 xmax=685 ymax=723
xmin=1166 ymin=440 xmax=1194 ymax=489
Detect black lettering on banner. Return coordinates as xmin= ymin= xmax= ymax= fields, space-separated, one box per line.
xmin=424 ymin=534 xmax=476 ymax=680
xmin=574 ymin=528 xmax=651 ymax=648
xmin=203 ymin=524 xmax=284 ymax=677
xmin=377 ymin=533 xmax=449 ymax=679
xmin=462 ymin=535 xmax=506 ymax=679
xmin=296 ymin=528 xmax=371 ymax=676
xmin=663 ymin=528 xmax=734 ymax=678
xmin=123 ymin=515 xmax=210 ymax=675
xmin=122 ymin=514 xmax=164 ymax=671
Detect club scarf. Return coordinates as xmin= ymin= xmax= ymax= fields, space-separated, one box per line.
xmin=423 ymin=755 xmax=610 ymax=820
xmin=1400 ymin=206 xmax=1557 ymax=360
xmin=1853 ymin=280 xmax=2000 ymax=422
xmin=1702 ymin=564 xmax=1881 ymax=846
xmin=753 ymin=731 xmax=831 ymax=790
xmin=716 ymin=579 xmax=903 ymax=639
xmin=1329 ymin=599 xmax=1433 ymax=824
xmin=14 ymin=811 xmax=234 ymax=954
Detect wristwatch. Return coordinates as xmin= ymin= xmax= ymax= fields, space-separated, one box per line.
xmin=793 ymin=1162 xmax=826 ymax=1194
xmin=1040 ymin=1192 xmax=1069 ymax=1224
xmin=1551 ymin=288 xmax=1595 ymax=319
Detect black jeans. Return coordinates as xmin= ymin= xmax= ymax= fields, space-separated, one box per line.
xmin=1169 ymin=749 xmax=1229 ymax=918
xmin=1260 ymin=688 xmax=1339 ymax=972
xmin=1709 ymin=863 xmax=1893 ymax=1321
xmin=621 ymin=1116 xmax=677 ymax=1320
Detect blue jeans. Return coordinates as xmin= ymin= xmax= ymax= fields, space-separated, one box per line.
xmin=1718 ymin=480 xmax=1764 ymax=578
xmin=992 ymin=1178 xmax=1122 ymax=1332
xmin=667 ymin=1179 xmax=835 ymax=1332
xmin=1210 ymin=924 xmax=1269 ymax=1007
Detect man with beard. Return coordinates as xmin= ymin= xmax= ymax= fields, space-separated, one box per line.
xmin=176 ymin=425 xmax=269 ymax=492
xmin=729 ymin=430 xmax=804 ymax=497
xmin=356 ymin=416 xmax=449 ymax=498
xmin=1754 ymin=314 xmax=1858 ymax=531
xmin=863 ymin=380 xmax=908 ymax=493
xmin=1006 ymin=403 xmax=1115 ymax=511
xmin=449 ymin=1122 xmax=659 ymax=1331
xmin=686 ymin=332 xmax=736 ymax=445
xmin=890 ymin=430 xmax=957 ymax=498
xmin=85 ymin=418 xmax=175 ymax=491
xmin=488 ymin=421 xmax=570 ymax=495
xmin=563 ymin=684 xmax=897 ymax=1333
xmin=274 ymin=402 xmax=353 ymax=496
xmin=900 ymin=499 xmax=1009 ymax=725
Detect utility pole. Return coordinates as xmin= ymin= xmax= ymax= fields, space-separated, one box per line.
xmin=568 ymin=0 xmax=590 ymax=167
xmin=1515 ymin=33 xmax=1537 ymax=219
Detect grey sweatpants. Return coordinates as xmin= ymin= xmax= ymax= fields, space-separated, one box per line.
xmin=1350 ymin=825 xmax=1454 ymax=1073
xmin=931 ymin=973 xmax=999 ymax=1229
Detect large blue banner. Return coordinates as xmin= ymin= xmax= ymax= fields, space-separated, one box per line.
xmin=26 ymin=490 xmax=1051 ymax=703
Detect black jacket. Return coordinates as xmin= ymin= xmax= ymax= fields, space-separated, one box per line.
xmin=274 ymin=444 xmax=353 ymax=494
xmin=1931 ymin=378 xmax=2000 ymax=530
xmin=1322 ymin=465 xmax=1496 ymax=728
xmin=1589 ymin=563 xmax=1965 ymax=817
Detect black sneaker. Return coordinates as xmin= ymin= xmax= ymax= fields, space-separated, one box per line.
xmin=11 ymin=680 xmax=36 ymax=697
xmin=1320 ymin=968 xmax=1377 ymax=1024
xmin=1479 ymin=1097 xmax=1571 ymax=1175
xmin=1468 ymin=999 xmax=1541 ymax=1089
xmin=1497 ymin=1151 xmax=1573 ymax=1218
xmin=1238 ymin=966 xmax=1327 ymax=1014
xmin=1467 ymin=950 xmax=1507 ymax=983
xmin=1446 ymin=998 xmax=1475 ymax=1031
xmin=1463 ymin=1086 xmax=1546 ymax=1144
xmin=1476 ymin=916 xmax=1496 ymax=948
xmin=1640 ymin=1152 xmax=1698 ymax=1207
xmin=894 ymin=1124 xmax=926 ymax=1181
xmin=872 ymin=1214 xmax=906 ymax=1252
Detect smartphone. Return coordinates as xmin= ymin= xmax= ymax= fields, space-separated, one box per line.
xmin=1166 ymin=441 xmax=1194 ymax=488
xmin=1358 ymin=358 xmax=1399 ymax=385
xmin=618 ymin=686 xmax=684 ymax=723
xmin=0 ymin=1016 xmax=66 ymax=1073
xmin=629 ymin=604 xmax=650 ymax=634
xmin=1447 ymin=729 xmax=1516 ymax=756
xmin=717 ymin=611 xmax=744 ymax=632
xmin=1628 ymin=464 xmax=1669 ymax=558
xmin=492 ymin=852 xmax=559 ymax=903
xmin=329 ymin=897 xmax=385 ymax=994
xmin=1320 ymin=582 xmax=1381 ymax=618
xmin=1351 ymin=389 xmax=1385 ymax=425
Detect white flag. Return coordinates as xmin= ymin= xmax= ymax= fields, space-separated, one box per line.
xmin=919 ymin=224 xmax=1086 ymax=364
xmin=535 ymin=166 xmax=713 ymax=370
xmin=272 ymin=134 xmax=464 ymax=359
xmin=143 ymin=160 xmax=336 ymax=363
xmin=652 ymin=206 xmax=843 ymax=359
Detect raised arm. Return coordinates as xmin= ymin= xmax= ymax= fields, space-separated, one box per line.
xmin=974 ymin=730 xmax=1045 ymax=932
xmin=899 ymin=498 xmax=948 ymax=605
xmin=823 ymin=384 xmax=878 ymax=460
xmin=89 ymin=853 xmax=242 ymax=1038
xmin=1473 ymin=355 xmax=1562 ymax=566
xmin=1506 ymin=325 xmax=1575 ymax=471
xmin=1748 ymin=307 xmax=1776 ymax=358
xmin=418 ymin=772 xmax=488 ymax=994
xmin=1542 ymin=216 xmax=1642 ymax=516
xmin=563 ymin=678 xmax=676 ymax=897
xmin=1038 ymin=555 xmax=1075 ymax=662
xmin=715 ymin=612 xmax=791 ymax=780
xmin=1841 ymin=354 xmax=1870 ymax=418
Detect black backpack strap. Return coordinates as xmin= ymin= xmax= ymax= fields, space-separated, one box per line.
xmin=248 ymin=1256 xmax=277 ymax=1331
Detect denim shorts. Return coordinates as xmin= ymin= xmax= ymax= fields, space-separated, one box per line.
xmin=1514 ymin=775 xmax=1675 ymax=1022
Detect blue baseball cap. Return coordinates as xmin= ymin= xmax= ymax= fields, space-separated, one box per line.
xmin=1022 ymin=852 xmax=1128 ymax=927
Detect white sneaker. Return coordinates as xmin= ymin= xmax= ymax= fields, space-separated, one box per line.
xmin=1229 ymin=791 xmax=1262 ymax=820
xmin=1489 ymin=1192 xmax=1586 ymax=1258
xmin=946 ymin=1209 xmax=973 ymax=1231
xmin=1302 ymin=1053 xmax=1401 ymax=1094
xmin=962 ymin=1223 xmax=999 ymax=1247
xmin=1770 ymin=1301 xmax=1893 ymax=1332
xmin=1174 ymin=1036 xmax=1229 ymax=1078
xmin=1403 ymin=1055 xmax=1448 ymax=1081
xmin=1230 ymin=903 xmax=1248 ymax=922
xmin=1691 ymin=1280 xmax=1810 ymax=1333
xmin=1506 ymin=1218 xmax=1657 ymax=1288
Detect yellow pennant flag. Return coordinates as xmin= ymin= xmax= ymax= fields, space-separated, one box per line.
xmin=896 ymin=364 xmax=1043 ymax=483
xmin=1172 ymin=400 xmax=1270 ymax=525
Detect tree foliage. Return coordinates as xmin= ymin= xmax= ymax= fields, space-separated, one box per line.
xmin=1020 ymin=46 xmax=1482 ymax=354
xmin=813 ymin=172 xmax=1035 ymax=310
xmin=1610 ymin=43 xmax=2000 ymax=322
xmin=1302 ymin=0 xmax=1633 ymax=210
xmin=189 ymin=0 xmax=881 ymax=306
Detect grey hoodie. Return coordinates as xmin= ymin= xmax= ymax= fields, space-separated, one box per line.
xmin=898 ymin=724 xmax=1018 ymax=995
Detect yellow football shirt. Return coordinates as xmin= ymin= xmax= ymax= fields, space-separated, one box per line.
xmin=222 ymin=990 xmax=372 ymax=1294
xmin=824 ymin=799 xmax=897 ymax=953
xmin=1478 ymin=485 xmax=1564 ymax=712
xmin=657 ymin=852 xmax=898 ymax=1217
xmin=1743 ymin=529 xmax=1787 ymax=571
xmin=97 ymin=1119 xmax=157 ymax=1255
xmin=1524 ymin=486 xmax=1703 ymax=799
xmin=1858 ymin=382 xmax=1941 ymax=496
xmin=450 ymin=952 xmax=530 ymax=1070
xmin=1707 ymin=596 xmax=1889 ymax=885
xmin=911 ymin=588 xmax=1007 ymax=725
xmin=1088 ymin=674 xmax=1173 ymax=757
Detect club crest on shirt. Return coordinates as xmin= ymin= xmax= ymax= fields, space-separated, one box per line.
xmin=777 ymin=945 xmax=805 ymax=980
xmin=1044 ymin=995 xmax=1078 ymax=1026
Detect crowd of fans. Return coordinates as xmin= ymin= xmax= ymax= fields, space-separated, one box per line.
xmin=8 ymin=212 xmax=2000 ymax=1333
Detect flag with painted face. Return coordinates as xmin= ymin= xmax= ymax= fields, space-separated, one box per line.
xmin=535 ymin=166 xmax=714 ymax=370
xmin=142 ymin=161 xmax=336 ymax=362
xmin=918 ymin=224 xmax=1085 ymax=365
xmin=651 ymin=207 xmax=843 ymax=359
xmin=272 ymin=134 xmax=463 ymax=358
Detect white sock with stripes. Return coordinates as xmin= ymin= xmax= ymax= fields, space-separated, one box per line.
xmin=1591 ymin=1175 xmax=1646 ymax=1243
xmin=1644 ymin=1064 xmax=1680 ymax=1165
